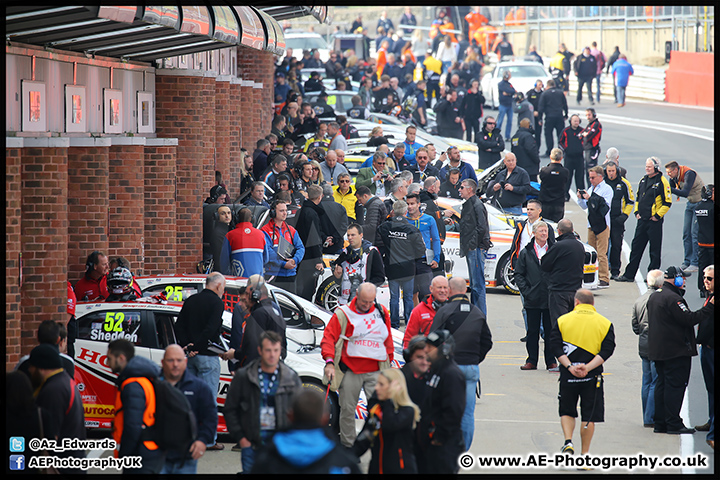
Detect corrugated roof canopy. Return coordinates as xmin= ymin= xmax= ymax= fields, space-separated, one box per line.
xmin=5 ymin=4 xmax=326 ymax=62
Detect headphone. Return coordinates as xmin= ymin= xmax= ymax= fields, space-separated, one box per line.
xmin=701 ymin=184 xmax=714 ymax=201
xmin=674 ymin=275 xmax=684 ymax=288
xmin=403 ymin=335 xmax=427 ymax=364
xmin=249 ymin=276 xmax=265 ymax=301
xmin=432 ymin=298 xmax=446 ymax=312
xmin=269 ymin=200 xmax=284 ymax=219
xmin=86 ymin=251 xmax=101 ymax=272
xmin=586 ymin=108 xmax=597 ymax=120
xmin=648 ymin=156 xmax=660 ymax=173
xmin=427 ymin=330 xmax=455 ymax=357
xmin=213 ymin=205 xmax=232 ymax=222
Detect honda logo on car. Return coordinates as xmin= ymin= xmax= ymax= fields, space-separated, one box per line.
xmin=77 ymin=347 xmax=111 ymax=369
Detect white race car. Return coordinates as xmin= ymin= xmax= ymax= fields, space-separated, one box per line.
xmin=480 ymin=60 xmax=553 ymax=109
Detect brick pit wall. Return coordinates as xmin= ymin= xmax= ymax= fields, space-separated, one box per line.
xmin=5 ymin=46 xmax=275 ymax=366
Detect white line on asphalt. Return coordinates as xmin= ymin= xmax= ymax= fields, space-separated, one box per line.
xmin=593 ymin=114 xmax=714 ymax=142
xmin=475 ymin=418 xmax=558 ymax=424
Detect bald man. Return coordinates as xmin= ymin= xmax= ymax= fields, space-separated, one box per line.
xmin=430 ymin=276 xmax=493 ymax=451
xmin=321 ymin=282 xmax=394 ymax=447
xmin=403 ymin=276 xmax=450 ymax=348
xmin=160 ymin=345 xmax=218 ymax=473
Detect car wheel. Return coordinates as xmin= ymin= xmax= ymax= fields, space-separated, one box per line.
xmin=315 ymin=275 xmax=340 ymax=311
xmin=302 ymin=379 xmax=339 ymax=433
xmin=498 ymin=253 xmax=520 ymax=295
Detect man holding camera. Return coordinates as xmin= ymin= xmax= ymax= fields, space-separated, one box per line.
xmin=356 ymin=152 xmax=394 ymax=196
xmin=578 ymin=166 xmax=614 ymax=288
xmin=333 ymin=224 xmax=385 ymax=306
xmin=486 ymin=152 xmax=532 ymax=215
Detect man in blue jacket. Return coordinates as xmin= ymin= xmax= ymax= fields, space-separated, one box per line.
xmin=406 ymin=193 xmax=441 ymax=303
xmin=402 ymin=125 xmax=424 ymax=166
xmin=610 ymin=54 xmax=634 ymax=107
xmin=496 ymin=70 xmax=517 ymax=141
xmin=160 ymin=345 xmax=218 ymax=474
xmin=220 ymin=208 xmax=269 ymax=278
xmin=261 ymin=200 xmax=305 ymax=294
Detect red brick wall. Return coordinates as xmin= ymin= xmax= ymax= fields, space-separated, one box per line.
xmin=227 ymin=81 xmax=244 ymax=197
xmin=215 ymin=80 xmax=231 ymax=191
xmin=155 ymin=74 xmax=215 ymax=273
xmin=237 ymin=48 xmax=275 ymax=159
xmin=109 ymin=144 xmax=145 ymax=274
xmin=6 ymin=147 xmax=23 ymax=366
xmin=67 ymin=146 xmax=109 ymax=284
xmin=20 ymin=147 xmax=69 ymax=358
xmin=144 ymin=144 xmax=177 ymax=275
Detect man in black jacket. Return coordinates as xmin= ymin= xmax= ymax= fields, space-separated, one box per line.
xmin=540 ymin=219 xmax=585 ymax=337
xmin=378 ymin=200 xmax=426 ymax=328
xmin=355 ymin=186 xmax=387 ymax=253
xmin=174 ymin=272 xmax=225 ymax=449
xmin=537 ymin=79 xmax=568 ymax=156
xmin=558 ymin=114 xmax=585 ymax=195
xmin=430 ymin=277 xmax=493 ymax=452
xmin=526 ymin=80 xmax=544 ymax=152
xmin=515 ymin=221 xmax=555 ymax=371
xmin=225 ymin=331 xmax=302 ymax=473
xmin=695 ymin=266 xmax=714 ymax=444
xmin=435 ymin=89 xmax=464 ymax=139
xmin=408 ymin=147 xmax=441 ymax=183
xmin=604 ymin=161 xmax=635 ymax=280
xmin=573 ymin=47 xmax=597 ymax=105
xmin=486 ymin=152 xmax=532 ymax=215
xmin=332 ymin=224 xmax=385 ymax=305
xmin=476 ymin=116 xmax=505 ymax=170
xmin=423 ymin=330 xmax=467 ymax=474
xmin=511 ymin=118 xmax=541 ymax=182
xmin=439 ymin=168 xmax=462 ymax=199
xmin=647 ymin=266 xmax=714 ymax=434
xmin=539 ymin=148 xmax=570 ymax=222
xmin=459 ymin=178 xmax=492 ymax=315
xmin=419 ymin=176 xmax=447 ymax=277
xmin=695 ymin=186 xmax=714 ymax=296
xmin=295 ymin=185 xmax=333 ymax=301
xmin=462 ymin=79 xmax=485 ymax=142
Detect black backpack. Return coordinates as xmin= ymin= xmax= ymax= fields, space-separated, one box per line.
xmin=149 ymin=378 xmax=198 ymax=453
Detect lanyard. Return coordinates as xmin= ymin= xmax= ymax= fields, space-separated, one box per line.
xmin=258 ymin=365 xmax=279 ymax=401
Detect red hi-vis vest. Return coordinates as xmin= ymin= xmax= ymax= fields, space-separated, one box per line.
xmin=112 ymin=377 xmax=159 ymax=457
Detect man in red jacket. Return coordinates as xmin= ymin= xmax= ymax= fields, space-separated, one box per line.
xmin=74 ymin=250 xmax=110 ymax=301
xmin=403 ymin=276 xmax=449 ymax=349
xmin=321 ymin=282 xmax=394 ymax=447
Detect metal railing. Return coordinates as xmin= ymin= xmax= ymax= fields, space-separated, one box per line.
xmin=565 ymin=64 xmax=667 ymax=103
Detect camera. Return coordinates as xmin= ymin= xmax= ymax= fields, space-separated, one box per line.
xmin=499 ymin=181 xmax=507 ymax=188
xmin=380 ymin=173 xmax=389 ymax=180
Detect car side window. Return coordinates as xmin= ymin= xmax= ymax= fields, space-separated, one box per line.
xmin=154 ymin=313 xmax=178 ymax=349
xmin=142 ymin=284 xmax=200 ymax=302
xmin=77 ymin=310 xmax=143 ymax=346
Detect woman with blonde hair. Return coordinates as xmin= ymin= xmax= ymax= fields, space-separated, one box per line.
xmin=353 ymin=368 xmax=419 ymax=474
xmin=309 ymin=159 xmax=324 ymax=185
xmin=238 ymin=148 xmax=255 ymax=195
xmin=367 ymin=126 xmax=389 ymax=147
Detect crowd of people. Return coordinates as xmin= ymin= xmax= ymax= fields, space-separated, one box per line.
xmin=12 ymin=8 xmax=713 ymax=476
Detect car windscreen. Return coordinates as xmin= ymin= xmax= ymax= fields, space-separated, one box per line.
xmin=286 ymin=36 xmax=328 ymax=51
xmin=497 ymin=65 xmax=548 ymax=78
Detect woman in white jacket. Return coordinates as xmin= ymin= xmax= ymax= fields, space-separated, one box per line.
xmin=436 ymin=36 xmax=457 ymax=74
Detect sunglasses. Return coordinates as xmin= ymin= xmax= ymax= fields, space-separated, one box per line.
xmin=486 ymin=122 xmax=496 ymax=125
xmin=312 ymin=167 xmax=320 ymax=171
xmin=376 ymin=162 xmax=386 ymax=166
xmin=704 ymin=276 xmax=714 ymax=280
xmin=339 ymin=179 xmax=351 ymax=184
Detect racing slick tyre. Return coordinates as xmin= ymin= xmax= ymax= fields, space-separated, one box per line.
xmin=302 ymin=379 xmax=340 ymax=434
xmin=315 ymin=275 xmax=340 ymax=311
xmin=498 ymin=253 xmax=520 ymax=295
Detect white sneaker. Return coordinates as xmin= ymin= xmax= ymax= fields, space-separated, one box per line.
xmin=683 ymin=265 xmax=698 ymax=273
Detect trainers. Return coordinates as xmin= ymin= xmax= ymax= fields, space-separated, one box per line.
xmin=683 ymin=265 xmax=698 ymax=273
xmin=561 ymin=441 xmax=574 ymax=454
xmin=597 ymin=281 xmax=610 ymax=289
xmin=616 ymin=275 xmax=634 ymax=282
xmin=547 ymin=363 xmax=560 ymax=372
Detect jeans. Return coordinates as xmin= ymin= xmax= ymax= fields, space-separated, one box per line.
xmin=497 ymin=104 xmax=513 ymax=139
xmin=187 ymin=354 xmax=220 ymax=445
xmin=160 ymin=458 xmax=198 ymax=474
xmin=241 ymin=446 xmax=255 ymax=473
xmin=700 ymin=346 xmax=714 ymax=441
xmin=594 ymin=73 xmax=602 ymax=101
xmin=641 ymin=356 xmax=658 ymax=426
xmin=616 ymin=85 xmax=627 ymax=104
xmin=457 ymin=363 xmax=480 ymax=451
xmin=682 ymin=201 xmax=700 ymax=267
xmin=465 ymin=249 xmax=487 ymax=316
xmin=389 ymin=276 xmax=414 ymax=328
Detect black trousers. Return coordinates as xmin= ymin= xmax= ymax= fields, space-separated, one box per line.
xmin=296 ymin=260 xmax=321 ymax=301
xmin=526 ymin=308 xmax=554 ymax=367
xmin=584 ymin=147 xmax=601 ymax=186
xmin=426 ymin=81 xmax=440 ymax=108
xmin=623 ymin=217 xmax=664 ymax=279
xmin=533 ymin=117 xmax=543 ymax=152
xmin=654 ymin=356 xmax=692 ymax=431
xmin=425 ymin=434 xmax=464 ymax=474
xmin=608 ymin=215 xmax=627 ymax=276
xmin=698 ymin=246 xmax=714 ymax=292
xmin=544 ymin=116 xmax=565 ymax=154
xmin=564 ymin=153 xmax=585 ymax=192
xmin=548 ymin=290 xmax=576 ymax=327
xmin=542 ymin=203 xmax=565 ymax=223
xmin=465 ymin=117 xmax=481 ymax=143
xmin=577 ymin=77 xmax=594 ymax=103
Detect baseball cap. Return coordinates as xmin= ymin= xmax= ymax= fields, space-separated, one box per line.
xmin=28 ymin=344 xmax=62 ymax=369
xmin=276 ymin=71 xmax=286 ymax=78
xmin=664 ymin=266 xmax=688 ymax=278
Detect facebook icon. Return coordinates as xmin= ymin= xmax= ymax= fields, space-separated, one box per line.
xmin=10 ymin=455 xmax=25 ymax=471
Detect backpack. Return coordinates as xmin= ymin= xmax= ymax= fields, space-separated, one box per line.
xmin=151 ymin=378 xmax=198 ymax=453
xmin=596 ymin=51 xmax=606 ymax=71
